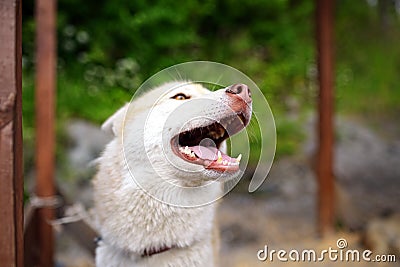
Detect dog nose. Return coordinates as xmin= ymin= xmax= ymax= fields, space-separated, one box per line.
xmin=225 ymin=83 xmax=252 ymax=103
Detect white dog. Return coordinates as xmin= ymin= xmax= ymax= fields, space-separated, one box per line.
xmin=92 ymin=81 xmax=252 ymax=267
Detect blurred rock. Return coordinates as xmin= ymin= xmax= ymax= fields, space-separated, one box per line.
xmin=364 ymin=214 xmax=400 ymax=256
xmin=259 ymin=158 xmax=316 ymax=200
xmin=229 ymin=114 xmax=400 ymax=245
xmin=57 ymin=116 xmax=400 ymax=266
xmin=66 ymin=119 xmax=112 ymax=174
xmin=63 ymin=119 xmax=112 ymax=206
xmin=221 ymin=222 xmax=258 ymax=247
xmin=304 ymin=116 xmax=400 ymax=229
xmin=56 ymin=228 xmax=95 ymax=267
xmin=335 ymin=119 xmax=400 ymax=229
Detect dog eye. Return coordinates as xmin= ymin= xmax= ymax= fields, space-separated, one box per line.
xmin=171 ymin=93 xmax=190 ymax=100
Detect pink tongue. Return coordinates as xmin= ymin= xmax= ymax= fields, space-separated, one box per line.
xmin=189 ymin=146 xmax=234 ymax=162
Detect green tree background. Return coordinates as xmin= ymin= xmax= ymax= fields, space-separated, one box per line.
xmin=22 ymin=0 xmax=400 ymax=164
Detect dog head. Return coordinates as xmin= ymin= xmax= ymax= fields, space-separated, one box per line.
xmin=102 ymin=81 xmax=252 ymax=187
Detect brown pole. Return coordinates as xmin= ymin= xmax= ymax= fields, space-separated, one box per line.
xmin=0 ymin=0 xmax=23 ymax=266
xmin=316 ymin=0 xmax=335 ymax=236
xmin=35 ymin=0 xmax=57 ymax=266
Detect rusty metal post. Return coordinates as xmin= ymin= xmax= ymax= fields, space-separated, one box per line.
xmin=0 ymin=0 xmax=23 ymax=266
xmin=35 ymin=0 xmax=57 ymax=266
xmin=316 ymin=0 xmax=335 ymax=236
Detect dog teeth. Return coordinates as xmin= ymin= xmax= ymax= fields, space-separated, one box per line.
xmin=179 ymin=146 xmax=196 ymax=158
xmin=179 ymin=146 xmax=241 ymax=164
xmin=221 ymin=154 xmax=242 ymax=166
xmin=224 ymin=160 xmax=240 ymax=166
xmin=217 ymin=151 xmax=223 ymax=163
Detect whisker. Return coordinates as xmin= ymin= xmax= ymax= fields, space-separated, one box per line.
xmin=211 ymin=74 xmax=224 ymax=91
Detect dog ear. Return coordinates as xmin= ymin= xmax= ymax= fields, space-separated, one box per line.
xmin=101 ymin=104 xmax=128 ymax=136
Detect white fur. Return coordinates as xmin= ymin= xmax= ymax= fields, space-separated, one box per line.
xmin=93 ymin=81 xmax=247 ymax=266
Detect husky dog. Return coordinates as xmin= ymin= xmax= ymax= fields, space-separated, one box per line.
xmin=93 ymin=81 xmax=252 ymax=267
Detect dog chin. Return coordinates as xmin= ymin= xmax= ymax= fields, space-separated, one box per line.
xmin=177 ymin=163 xmax=241 ymax=184
xmin=202 ymin=168 xmax=240 ymax=182
xmin=169 ymin=151 xmax=242 ymax=185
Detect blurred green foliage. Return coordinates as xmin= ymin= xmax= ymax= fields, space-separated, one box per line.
xmin=22 ymin=0 xmax=400 ymax=163
xmin=336 ymin=1 xmax=400 ymax=117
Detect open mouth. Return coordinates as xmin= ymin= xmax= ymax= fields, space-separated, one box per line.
xmin=171 ymin=112 xmax=248 ymax=172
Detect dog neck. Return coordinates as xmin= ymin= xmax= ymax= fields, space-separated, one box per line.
xmin=94 ymin=140 xmax=220 ymax=266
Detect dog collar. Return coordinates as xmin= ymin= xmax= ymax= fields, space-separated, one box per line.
xmin=95 ymin=236 xmax=174 ymax=258
xmin=141 ymin=246 xmax=173 ymax=257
